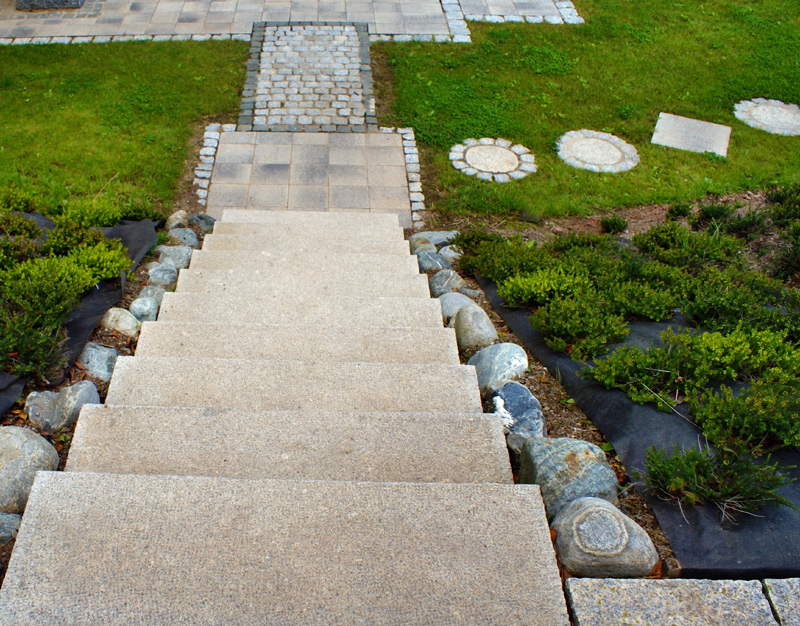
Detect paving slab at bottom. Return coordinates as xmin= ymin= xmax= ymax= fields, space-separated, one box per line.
xmin=211 ymin=220 xmax=405 ymax=240
xmin=220 ymin=208 xmax=402 ymax=226
xmin=764 ymin=578 xmax=800 ymax=626
xmin=0 ymin=472 xmax=569 ymax=626
xmin=188 ymin=249 xmax=420 ymax=274
xmin=67 ymin=406 xmax=511 ymax=483
xmin=565 ymin=578 xmax=778 ymax=626
xmin=201 ymin=234 xmax=411 ymax=256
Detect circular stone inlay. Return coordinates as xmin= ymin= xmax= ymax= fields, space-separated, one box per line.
xmin=557 ymin=130 xmax=639 ymax=173
xmin=734 ymin=98 xmax=800 ymax=136
xmin=464 ymin=145 xmax=519 ymax=173
xmin=449 ymin=138 xmax=536 ymax=183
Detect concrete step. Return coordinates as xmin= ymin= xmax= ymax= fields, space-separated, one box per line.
xmin=175 ymin=269 xmax=431 ymax=299
xmin=136 ymin=323 xmax=460 ymax=364
xmin=201 ymin=234 xmax=411 ymax=256
xmin=221 ymin=208 xmax=401 ymax=228
xmin=157 ymin=293 xmax=443 ymax=327
xmin=67 ymin=406 xmax=511 ymax=483
xmin=188 ymin=249 xmax=420 ymax=274
xmin=0 ymin=472 xmax=569 ymax=625
xmin=212 ymin=220 xmax=405 ymax=241
xmin=106 ymin=357 xmax=482 ymax=413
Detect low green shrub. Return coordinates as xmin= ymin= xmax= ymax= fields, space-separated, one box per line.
xmin=498 ymin=267 xmax=592 ymax=307
xmin=693 ymin=203 xmax=734 ymax=227
xmin=666 ymin=203 xmax=692 ymax=220
xmin=600 ymin=214 xmax=628 ymax=234
xmin=603 ymin=280 xmax=677 ymax=321
xmin=547 ymin=232 xmax=616 ymax=253
xmin=0 ymin=237 xmax=40 ymax=271
xmin=0 ymin=213 xmax=42 ymax=239
xmin=457 ymin=236 xmax=554 ymax=282
xmin=57 ymin=197 xmax=123 ymax=228
xmin=724 ymin=211 xmax=766 ymax=240
xmin=767 ymin=183 xmax=800 ymax=227
xmin=67 ymin=240 xmax=130 ymax=284
xmin=41 ymin=223 xmax=106 ymax=256
xmin=632 ymin=221 xmax=743 ymax=269
xmin=0 ymin=187 xmax=39 ymax=214
xmin=0 ymin=309 xmax=67 ymax=379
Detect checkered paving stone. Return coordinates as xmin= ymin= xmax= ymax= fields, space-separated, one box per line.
xmin=460 ymin=0 xmax=583 ymax=24
xmin=205 ymin=131 xmax=413 ymax=227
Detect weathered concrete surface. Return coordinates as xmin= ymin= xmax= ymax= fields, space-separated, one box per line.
xmin=175 ymin=268 xmax=430 ymax=299
xmin=201 ymin=233 xmax=411 ymax=256
xmin=106 ymin=357 xmax=483 ymax=414
xmin=222 ymin=208 xmax=400 ymax=226
xmin=764 ymin=578 xmax=800 ymax=626
xmin=157 ymin=293 xmax=443 ymax=328
xmin=136 ymin=323 xmax=460 ymax=365
xmin=212 ymin=220 xmax=404 ymax=241
xmin=0 ymin=472 xmax=569 ymax=626
xmin=565 ymin=578 xmax=778 ymax=626
xmin=67 ymin=406 xmax=510 ymax=483
xmin=188 ymin=249 xmax=419 ymax=274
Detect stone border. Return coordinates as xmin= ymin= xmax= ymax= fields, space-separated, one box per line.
xmin=192 ymin=123 xmax=234 ymax=208
xmin=0 ymin=33 xmax=249 ymax=45
xmin=464 ymin=0 xmax=584 ymax=25
xmin=734 ymin=98 xmax=800 ymax=136
xmin=237 ymin=22 xmax=377 ymax=133
xmin=557 ymin=129 xmax=639 ymax=173
xmin=449 ymin=138 xmax=536 ymax=182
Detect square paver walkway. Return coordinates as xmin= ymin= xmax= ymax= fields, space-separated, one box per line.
xmin=206 ymin=131 xmax=412 ymax=226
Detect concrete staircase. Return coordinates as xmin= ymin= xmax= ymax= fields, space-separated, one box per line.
xmin=0 ymin=209 xmax=569 ymax=624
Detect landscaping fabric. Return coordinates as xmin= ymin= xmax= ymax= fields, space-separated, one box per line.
xmin=0 ymin=215 xmax=157 ymax=416
xmin=476 ymin=274 xmax=800 ymax=579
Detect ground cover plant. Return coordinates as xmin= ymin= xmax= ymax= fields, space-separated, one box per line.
xmin=375 ymin=0 xmax=800 ymax=219
xmin=455 ymin=188 xmax=800 ymax=518
xmin=0 ymin=40 xmax=248 ymax=380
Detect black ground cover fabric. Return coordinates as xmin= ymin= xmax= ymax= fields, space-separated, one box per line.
xmin=0 ymin=215 xmax=157 ymax=415
xmin=476 ymin=274 xmax=800 ymax=578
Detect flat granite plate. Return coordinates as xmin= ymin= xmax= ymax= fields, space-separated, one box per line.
xmin=651 ymin=112 xmax=732 ymax=157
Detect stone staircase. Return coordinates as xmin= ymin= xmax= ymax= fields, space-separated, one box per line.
xmin=0 ymin=208 xmax=569 ymax=624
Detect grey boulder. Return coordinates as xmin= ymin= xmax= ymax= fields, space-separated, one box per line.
xmin=520 ymin=437 xmax=619 ymax=519
xmin=409 ymin=235 xmax=436 ymax=255
xmin=129 ymin=296 xmax=159 ymax=322
xmin=23 ymin=391 xmax=58 ymax=433
xmin=52 ymin=381 xmax=100 ymax=431
xmin=429 ymin=269 xmax=466 ymax=298
xmin=157 ymin=245 xmax=193 ymax=270
xmin=77 ymin=342 xmax=118 ymax=382
xmin=411 ymin=230 xmax=459 ymax=248
xmin=0 ymin=426 xmax=59 ymax=514
xmin=164 ymin=210 xmax=189 ymax=231
xmin=100 ymin=307 xmax=141 ymax=340
xmin=454 ymin=303 xmax=498 ymax=353
xmin=189 ymin=213 xmax=216 ymax=234
xmin=149 ymin=257 xmax=178 ymax=287
xmin=417 ymin=251 xmax=451 ymax=273
xmin=492 ymin=382 xmax=547 ymax=452
xmin=438 ymin=292 xmax=475 ymax=325
xmin=467 ymin=341 xmax=527 ymax=394
xmin=439 ymin=244 xmax=463 ymax=263
xmin=0 ymin=512 xmax=21 ymax=544
xmin=169 ymin=227 xmax=200 ymax=249
xmin=551 ymin=497 xmax=658 ymax=578
xmin=139 ymin=285 xmax=166 ymax=308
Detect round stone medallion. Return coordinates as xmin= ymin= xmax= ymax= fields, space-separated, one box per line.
xmin=449 ymin=138 xmax=537 ymax=183
xmin=734 ymin=98 xmax=800 ymax=136
xmin=557 ymin=130 xmax=639 ymax=173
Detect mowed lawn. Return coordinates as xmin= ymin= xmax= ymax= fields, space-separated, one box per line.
xmin=377 ymin=0 xmax=800 ymax=219
xmin=0 ymin=40 xmax=248 ymax=211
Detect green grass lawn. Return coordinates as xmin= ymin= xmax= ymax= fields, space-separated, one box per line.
xmin=0 ymin=40 xmax=248 ymax=213
xmin=377 ymin=0 xmax=800 ymax=219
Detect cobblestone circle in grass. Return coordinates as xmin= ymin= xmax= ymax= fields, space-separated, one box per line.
xmin=557 ymin=130 xmax=639 ymax=173
xmin=734 ymin=99 xmax=800 ymax=136
xmin=449 ymin=138 xmax=536 ymax=182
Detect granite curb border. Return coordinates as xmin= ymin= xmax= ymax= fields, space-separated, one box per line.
xmin=0 ymin=33 xmax=250 ymax=44
xmin=464 ymin=0 xmax=583 ymax=25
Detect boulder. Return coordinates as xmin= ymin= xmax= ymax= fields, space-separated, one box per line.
xmin=492 ymin=382 xmax=547 ymax=452
xmin=460 ymin=288 xmax=482 ymax=299
xmin=409 ymin=235 xmax=436 ymax=255
xmin=189 ymin=213 xmax=216 ymax=234
xmin=52 ymin=381 xmax=100 ymax=431
xmin=439 ymin=244 xmax=463 ymax=263
xmin=129 ymin=296 xmax=158 ymax=323
xmin=417 ymin=251 xmax=451 ymax=273
xmin=429 ymin=269 xmax=466 ymax=298
xmin=169 ymin=227 xmax=200 ymax=249
xmin=410 ymin=231 xmax=459 ymax=248
xmin=149 ymin=257 xmax=178 ymax=287
xmin=77 ymin=342 xmax=118 ymax=382
xmin=467 ymin=342 xmax=527 ymax=394
xmin=23 ymin=391 xmax=58 ymax=433
xmin=438 ymin=292 xmax=475 ymax=325
xmin=100 ymin=307 xmax=141 ymax=340
xmin=519 ymin=437 xmax=619 ymax=518
xmin=454 ymin=303 xmax=498 ymax=353
xmin=0 ymin=426 xmax=59 ymax=514
xmin=0 ymin=512 xmax=21 ymax=544
xmin=551 ymin=497 xmax=659 ymax=577
xmin=139 ymin=285 xmax=166 ymax=308
xmin=164 ymin=210 xmax=189 ymax=231
xmin=156 ymin=245 xmax=193 ymax=270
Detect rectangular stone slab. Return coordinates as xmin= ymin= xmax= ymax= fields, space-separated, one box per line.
xmin=212 ymin=220 xmax=405 ymax=241
xmin=175 ymin=269 xmax=431 ymax=299
xmin=565 ymin=578 xmax=778 ymax=626
xmin=221 ymin=208 xmax=401 ymax=226
xmin=201 ymin=234 xmax=411 ymax=256
xmin=650 ymin=112 xmax=732 ymax=157
xmin=106 ymin=357 xmax=483 ymax=413
xmin=67 ymin=406 xmax=511 ymax=483
xmin=0 ymin=472 xmax=568 ymax=625
xmin=188 ymin=249 xmax=420 ymax=274
xmin=764 ymin=579 xmax=800 ymax=626
xmin=157 ymin=293 xmax=443 ymax=327
xmin=136 ymin=322 xmax=460 ymax=364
